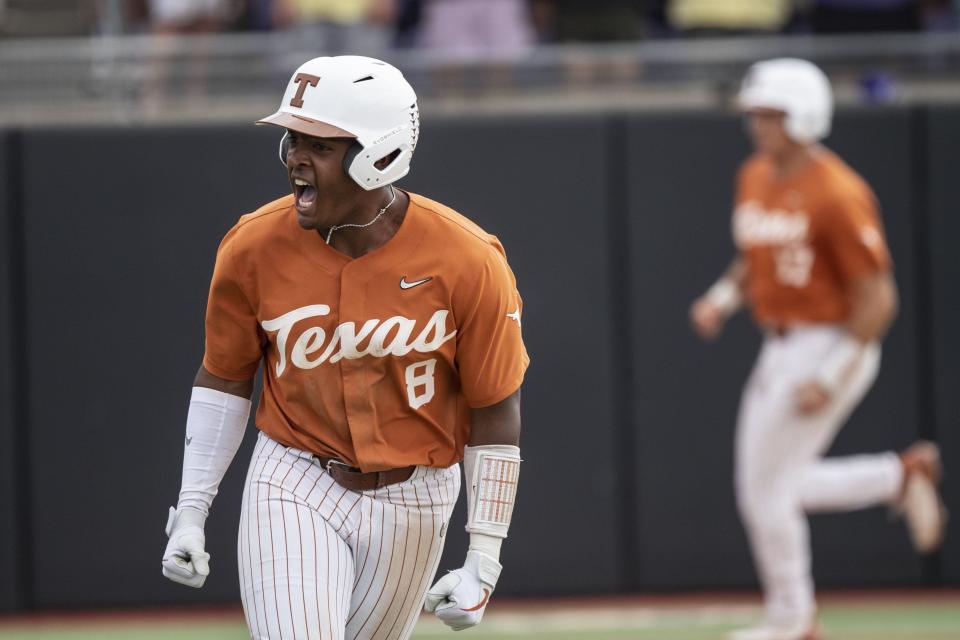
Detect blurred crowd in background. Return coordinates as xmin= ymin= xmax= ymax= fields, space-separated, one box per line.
xmin=2 ymin=0 xmax=959 ymax=118
xmin=2 ymin=0 xmax=959 ymax=48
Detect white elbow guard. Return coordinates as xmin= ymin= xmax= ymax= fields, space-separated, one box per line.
xmin=177 ymin=386 xmax=251 ymax=515
xmin=463 ymin=444 xmax=521 ymax=539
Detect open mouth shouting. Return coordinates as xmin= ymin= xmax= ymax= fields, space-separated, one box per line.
xmin=292 ymin=176 xmax=318 ymax=213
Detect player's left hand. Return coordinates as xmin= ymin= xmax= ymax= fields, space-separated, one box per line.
xmin=162 ymin=506 xmax=211 ymax=588
xmin=689 ymin=297 xmax=727 ymax=341
xmin=795 ymin=380 xmax=831 ymax=415
xmin=424 ymin=550 xmax=501 ymax=631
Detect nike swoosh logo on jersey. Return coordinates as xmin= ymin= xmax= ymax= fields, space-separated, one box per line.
xmin=400 ymin=276 xmax=432 ymax=290
xmin=462 ymin=588 xmax=491 ymax=612
xmin=506 ymin=307 xmax=521 ymax=325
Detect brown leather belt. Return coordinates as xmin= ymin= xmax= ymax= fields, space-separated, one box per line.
xmin=767 ymin=324 xmax=791 ymax=337
xmin=317 ymin=456 xmax=415 ymax=492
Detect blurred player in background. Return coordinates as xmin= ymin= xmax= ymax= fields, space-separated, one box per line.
xmin=160 ymin=55 xmax=528 ymax=639
xmin=690 ymin=58 xmax=947 ymax=640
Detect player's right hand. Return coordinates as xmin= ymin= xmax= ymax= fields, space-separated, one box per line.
xmin=424 ymin=550 xmax=501 ymax=631
xmin=162 ymin=506 xmax=210 ymax=588
xmin=690 ymin=297 xmax=726 ymax=341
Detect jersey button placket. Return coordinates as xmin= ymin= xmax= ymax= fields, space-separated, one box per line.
xmin=339 ymin=264 xmax=378 ymax=470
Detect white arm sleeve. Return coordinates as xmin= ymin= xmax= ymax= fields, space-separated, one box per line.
xmin=176 ymin=386 xmax=252 ymax=516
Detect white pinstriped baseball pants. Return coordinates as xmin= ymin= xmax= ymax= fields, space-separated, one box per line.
xmin=238 ymin=432 xmax=461 ymax=640
xmin=735 ymin=326 xmax=903 ymax=625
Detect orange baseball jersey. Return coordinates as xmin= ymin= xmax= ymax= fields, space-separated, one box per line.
xmin=733 ymin=149 xmax=892 ymax=327
xmin=202 ymin=191 xmax=529 ymax=471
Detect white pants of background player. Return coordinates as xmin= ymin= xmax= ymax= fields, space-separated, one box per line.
xmin=239 ymin=432 xmax=460 ymax=640
xmin=736 ymin=325 xmax=903 ymax=625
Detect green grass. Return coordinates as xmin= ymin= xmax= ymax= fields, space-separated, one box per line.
xmin=1 ymin=600 xmax=957 ymax=639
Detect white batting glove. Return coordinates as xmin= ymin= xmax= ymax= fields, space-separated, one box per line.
xmin=424 ymin=550 xmax=502 ymax=631
xmin=162 ymin=506 xmax=210 ymax=588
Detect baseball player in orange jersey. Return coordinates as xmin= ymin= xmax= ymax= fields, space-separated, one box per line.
xmin=690 ymin=58 xmax=947 ymax=640
xmin=160 ymin=55 xmax=529 ymax=639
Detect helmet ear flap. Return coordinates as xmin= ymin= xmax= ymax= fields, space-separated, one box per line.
xmin=785 ymin=101 xmax=830 ymax=144
xmin=344 ymin=139 xmax=410 ymax=190
xmin=342 ymin=141 xmax=363 ymax=177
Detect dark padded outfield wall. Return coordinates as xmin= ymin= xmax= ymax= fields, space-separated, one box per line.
xmin=20 ymin=126 xmax=289 ymax=607
xmin=0 ymin=131 xmax=21 ymax=611
xmin=625 ymin=109 xmax=924 ymax=590
xmin=401 ymin=114 xmax=622 ymax=594
xmin=625 ymin=112 xmax=758 ymax=589
xmin=807 ymin=108 xmax=923 ymax=586
xmin=925 ymin=107 xmax=960 ymax=584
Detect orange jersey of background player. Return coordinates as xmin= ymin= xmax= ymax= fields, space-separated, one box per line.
xmin=733 ymin=149 xmax=892 ymax=327
xmin=202 ymin=191 xmax=530 ymax=472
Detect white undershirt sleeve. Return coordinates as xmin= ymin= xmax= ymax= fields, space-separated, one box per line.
xmin=176 ymin=386 xmax=252 ymax=516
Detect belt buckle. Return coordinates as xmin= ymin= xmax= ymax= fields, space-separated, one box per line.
xmin=325 ymin=458 xmax=355 ymax=475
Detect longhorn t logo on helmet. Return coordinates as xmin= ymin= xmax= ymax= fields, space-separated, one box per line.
xmin=289 ymin=73 xmax=320 ymax=108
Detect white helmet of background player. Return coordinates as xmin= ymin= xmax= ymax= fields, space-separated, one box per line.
xmin=738 ymin=58 xmax=833 ymax=144
xmin=258 ymin=55 xmax=419 ymax=190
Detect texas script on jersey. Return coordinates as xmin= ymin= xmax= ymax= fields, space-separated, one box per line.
xmin=261 ymin=304 xmax=457 ymax=377
xmin=733 ymin=201 xmax=810 ymax=248
xmin=734 ymin=201 xmax=815 ymax=288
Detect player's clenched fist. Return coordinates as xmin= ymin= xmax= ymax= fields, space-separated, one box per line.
xmin=162 ymin=506 xmax=211 ymax=588
xmin=690 ymin=297 xmax=727 ymax=341
xmin=692 ymin=271 xmax=744 ymax=341
xmin=424 ymin=550 xmax=502 ymax=631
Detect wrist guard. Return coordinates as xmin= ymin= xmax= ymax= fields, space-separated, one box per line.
xmin=464 ymin=444 xmax=521 ymax=539
xmin=705 ymin=277 xmax=743 ymax=315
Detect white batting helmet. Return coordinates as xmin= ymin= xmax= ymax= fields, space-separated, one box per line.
xmin=738 ymin=58 xmax=833 ymax=144
xmin=258 ymin=55 xmax=419 ymax=190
